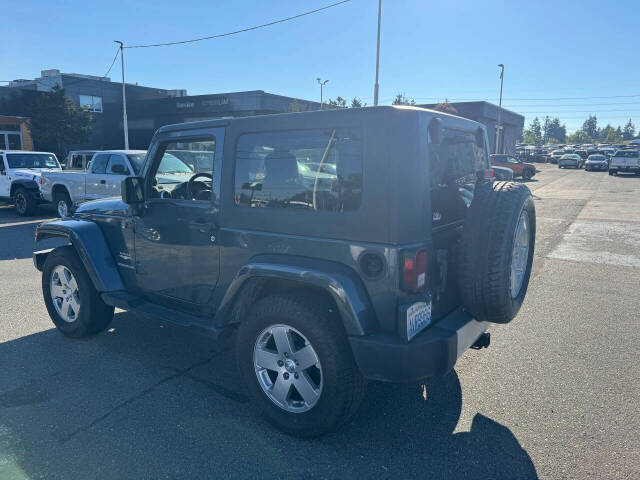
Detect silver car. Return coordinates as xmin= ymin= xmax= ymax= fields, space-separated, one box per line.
xmin=559 ymin=154 xmax=582 ymax=169
xmin=585 ymin=154 xmax=608 ymax=172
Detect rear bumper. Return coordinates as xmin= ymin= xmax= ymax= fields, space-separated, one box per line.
xmin=348 ymin=308 xmax=488 ymax=382
xmin=609 ymin=166 xmax=640 ymax=173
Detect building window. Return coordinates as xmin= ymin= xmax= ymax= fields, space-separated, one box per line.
xmin=79 ymin=95 xmax=103 ymax=113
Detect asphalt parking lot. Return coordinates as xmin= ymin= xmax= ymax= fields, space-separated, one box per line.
xmin=1 ymin=164 xmax=639 ymax=479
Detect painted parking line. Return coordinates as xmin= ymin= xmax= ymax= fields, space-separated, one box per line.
xmin=549 ymin=220 xmax=640 ymax=268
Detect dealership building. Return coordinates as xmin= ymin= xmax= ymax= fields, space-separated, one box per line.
xmin=2 ymin=70 xmax=522 ymax=154
xmin=419 ymin=101 xmax=524 ymax=154
xmin=0 ymin=69 xmax=319 ymax=151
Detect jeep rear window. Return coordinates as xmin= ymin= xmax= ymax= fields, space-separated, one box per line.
xmin=429 ymin=128 xmax=487 ymax=227
xmin=234 ymin=128 xmax=363 ymax=212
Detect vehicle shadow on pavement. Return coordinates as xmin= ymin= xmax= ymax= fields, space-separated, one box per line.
xmin=325 ymin=372 xmax=538 ymax=479
xmin=0 ymin=312 xmax=537 ymax=479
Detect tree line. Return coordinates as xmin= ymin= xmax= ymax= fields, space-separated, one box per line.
xmin=523 ymin=114 xmax=637 ymax=145
xmin=292 ymin=93 xmax=458 ymax=114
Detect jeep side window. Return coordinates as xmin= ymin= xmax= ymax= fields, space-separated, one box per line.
xmin=152 ymin=139 xmax=215 ymax=202
xmin=91 ymin=154 xmax=109 ymax=174
xmin=430 ymin=129 xmax=487 ymax=226
xmin=234 ymin=128 xmax=363 ymax=211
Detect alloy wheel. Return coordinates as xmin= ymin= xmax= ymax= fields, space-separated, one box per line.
xmin=510 ymin=210 xmax=530 ymax=299
xmin=57 ymin=199 xmax=69 ymax=218
xmin=50 ymin=265 xmax=81 ymax=323
xmin=14 ymin=193 xmax=26 ymax=214
xmin=253 ymin=324 xmax=323 ymax=413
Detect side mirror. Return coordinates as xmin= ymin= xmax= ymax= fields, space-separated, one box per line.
xmin=122 ymin=177 xmax=144 ymax=204
xmin=111 ymin=163 xmax=127 ymax=174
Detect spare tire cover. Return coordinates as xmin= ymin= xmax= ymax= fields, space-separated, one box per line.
xmin=458 ymin=181 xmax=536 ymax=324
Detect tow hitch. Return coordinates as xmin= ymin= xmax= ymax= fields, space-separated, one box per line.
xmin=471 ymin=332 xmax=491 ymax=350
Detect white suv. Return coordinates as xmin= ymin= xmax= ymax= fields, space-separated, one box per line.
xmin=0 ymin=150 xmax=61 ymax=216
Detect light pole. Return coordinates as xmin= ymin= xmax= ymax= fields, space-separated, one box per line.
xmin=496 ymin=63 xmax=504 ymax=154
xmin=317 ymin=78 xmax=329 ymax=109
xmin=373 ymin=0 xmax=382 ymax=106
xmin=114 ymin=40 xmax=129 ymax=150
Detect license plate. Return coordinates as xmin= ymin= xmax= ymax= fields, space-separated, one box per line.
xmin=407 ymin=301 xmax=432 ymax=341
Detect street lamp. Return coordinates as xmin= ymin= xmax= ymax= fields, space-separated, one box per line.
xmin=115 ymin=40 xmax=129 ymax=150
xmin=317 ymin=78 xmax=329 ymax=109
xmin=496 ymin=63 xmax=504 ymax=154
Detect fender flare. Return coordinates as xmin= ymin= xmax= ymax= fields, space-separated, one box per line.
xmin=215 ymin=255 xmax=378 ymax=336
xmin=10 ymin=178 xmax=39 ymax=197
xmin=34 ymin=220 xmax=124 ymax=292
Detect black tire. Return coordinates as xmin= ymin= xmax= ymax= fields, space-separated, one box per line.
xmin=236 ymin=293 xmax=366 ymax=437
xmin=458 ymin=181 xmax=536 ymax=324
xmin=522 ymin=168 xmax=533 ymax=180
xmin=608 ymin=170 xmax=613 ymax=176
xmin=53 ymin=190 xmax=72 ymax=218
xmin=42 ymin=246 xmax=114 ymax=338
xmin=13 ymin=187 xmax=36 ymax=217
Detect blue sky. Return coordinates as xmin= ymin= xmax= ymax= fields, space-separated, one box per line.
xmin=3 ymin=0 xmax=640 ymax=133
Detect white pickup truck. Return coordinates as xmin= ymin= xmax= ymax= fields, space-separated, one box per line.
xmin=0 ymin=150 xmax=62 ymax=216
xmin=40 ymin=150 xmax=147 ymax=217
xmin=609 ymin=150 xmax=640 ymax=176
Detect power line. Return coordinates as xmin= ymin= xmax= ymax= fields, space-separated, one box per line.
xmin=103 ymin=48 xmax=120 ymax=78
xmin=381 ymin=93 xmax=640 ymax=103
xmin=125 ymin=0 xmax=352 ymax=49
xmin=516 ymin=109 xmax=640 ymax=114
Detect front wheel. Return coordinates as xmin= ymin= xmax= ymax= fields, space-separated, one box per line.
xmin=522 ymin=169 xmax=533 ymax=180
xmin=13 ymin=187 xmax=36 ymax=216
xmin=53 ymin=191 xmax=72 ymax=218
xmin=42 ymin=246 xmax=114 ymax=338
xmin=237 ymin=294 xmax=366 ymax=437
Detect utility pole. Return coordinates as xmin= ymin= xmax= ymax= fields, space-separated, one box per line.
xmin=373 ymin=0 xmax=382 ymax=106
xmin=317 ymin=78 xmax=329 ymax=109
xmin=496 ymin=63 xmax=504 ymax=154
xmin=115 ymin=41 xmax=129 ymax=150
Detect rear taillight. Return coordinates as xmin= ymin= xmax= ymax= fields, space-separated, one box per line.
xmin=402 ymin=249 xmax=428 ymax=293
xmin=39 ymin=177 xmax=43 ymax=185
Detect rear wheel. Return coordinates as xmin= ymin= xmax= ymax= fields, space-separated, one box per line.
xmin=42 ymin=246 xmax=114 ymax=338
xmin=13 ymin=187 xmax=36 ymax=217
xmin=53 ymin=191 xmax=72 ymax=218
xmin=522 ymin=168 xmax=533 ymax=180
xmin=237 ymin=293 xmax=366 ymax=437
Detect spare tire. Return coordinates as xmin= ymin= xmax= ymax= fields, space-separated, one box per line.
xmin=458 ymin=181 xmax=536 ymax=324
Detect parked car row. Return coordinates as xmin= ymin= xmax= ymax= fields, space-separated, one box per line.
xmin=556 ymin=149 xmax=640 ymax=175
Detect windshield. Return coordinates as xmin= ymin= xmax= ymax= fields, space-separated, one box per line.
xmin=588 ymin=155 xmax=605 ymax=160
xmin=6 ymin=153 xmax=59 ymax=169
xmin=613 ymin=150 xmax=638 ymax=157
xmin=126 ymin=153 xmax=147 ymax=174
xmin=156 ymin=153 xmax=194 ymax=174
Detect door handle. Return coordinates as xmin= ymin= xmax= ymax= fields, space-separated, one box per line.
xmin=100 ymin=180 xmax=106 ymax=184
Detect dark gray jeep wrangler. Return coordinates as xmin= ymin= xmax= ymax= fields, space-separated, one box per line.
xmin=33 ymin=106 xmax=535 ymax=437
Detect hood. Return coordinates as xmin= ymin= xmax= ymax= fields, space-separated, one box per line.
xmin=11 ymin=168 xmax=45 ymax=179
xmin=74 ymin=197 xmax=130 ymax=217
